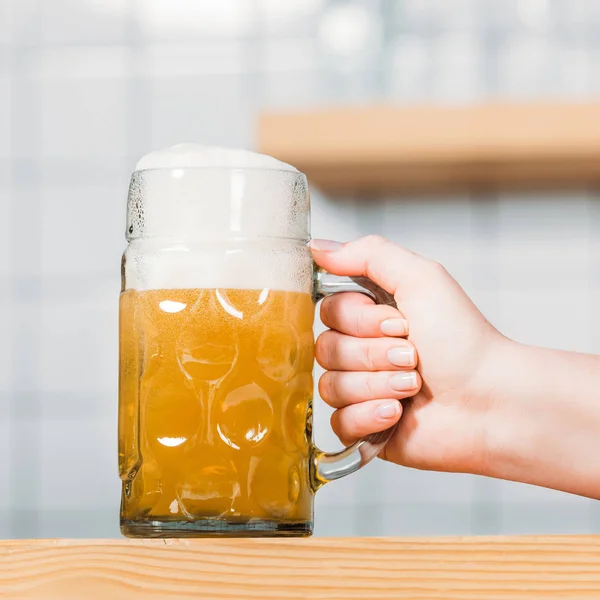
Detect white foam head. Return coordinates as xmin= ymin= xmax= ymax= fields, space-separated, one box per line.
xmin=135 ymin=143 xmax=299 ymax=173
xmin=125 ymin=144 xmax=312 ymax=294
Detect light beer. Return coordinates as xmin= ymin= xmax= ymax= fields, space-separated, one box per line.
xmin=119 ymin=287 xmax=315 ymax=533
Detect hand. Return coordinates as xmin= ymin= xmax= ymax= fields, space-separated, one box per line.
xmin=312 ymin=235 xmax=508 ymax=475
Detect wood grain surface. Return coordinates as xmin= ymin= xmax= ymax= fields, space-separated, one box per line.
xmin=258 ymin=103 xmax=600 ymax=194
xmin=2 ymin=536 xmax=600 ymax=599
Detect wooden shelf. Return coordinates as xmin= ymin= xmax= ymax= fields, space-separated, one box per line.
xmin=258 ymin=103 xmax=600 ymax=194
xmin=3 ymin=536 xmax=600 ymax=598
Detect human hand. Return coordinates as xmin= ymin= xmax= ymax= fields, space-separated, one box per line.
xmin=312 ymin=236 xmax=510 ymax=475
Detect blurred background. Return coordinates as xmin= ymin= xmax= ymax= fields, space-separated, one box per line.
xmin=2 ymin=0 xmax=600 ymax=539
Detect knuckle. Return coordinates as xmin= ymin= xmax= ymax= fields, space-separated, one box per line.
xmin=429 ymin=260 xmax=448 ymax=277
xmin=363 ymin=234 xmax=387 ymax=248
xmin=355 ymin=307 xmax=371 ymax=336
xmin=363 ymin=374 xmax=377 ymax=399
xmin=347 ymin=409 xmax=363 ymax=436
xmin=363 ymin=343 xmax=377 ymax=371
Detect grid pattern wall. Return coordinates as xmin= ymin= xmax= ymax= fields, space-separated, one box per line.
xmin=1 ymin=0 xmax=600 ymax=538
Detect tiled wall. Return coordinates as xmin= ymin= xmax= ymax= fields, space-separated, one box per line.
xmin=1 ymin=0 xmax=600 ymax=538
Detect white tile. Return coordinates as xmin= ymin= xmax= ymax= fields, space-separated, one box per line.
xmin=0 ymin=299 xmax=11 ymax=393
xmin=40 ymin=0 xmax=128 ymax=44
xmin=429 ymin=33 xmax=486 ymax=103
xmin=263 ymin=69 xmax=330 ymax=110
xmin=258 ymin=0 xmax=323 ymax=36
xmin=386 ymin=36 xmax=430 ymax=102
xmin=0 ymin=2 xmax=9 ymax=43
xmin=382 ymin=466 xmax=476 ymax=504
xmin=498 ymin=260 xmax=591 ymax=292
xmin=0 ymin=511 xmax=9 ymax=538
xmin=7 ymin=301 xmax=43 ymax=392
xmin=0 ymin=418 xmax=10 ymax=510
xmin=149 ymin=74 xmax=253 ymax=150
xmin=0 ymin=181 xmax=10 ymax=279
xmin=381 ymin=503 xmax=473 ymax=536
xmin=39 ymin=509 xmax=120 ymax=538
xmin=261 ymin=39 xmax=321 ymax=73
xmin=140 ymin=42 xmax=244 ymax=78
xmin=499 ymin=502 xmax=594 ymax=534
xmin=0 ymin=77 xmax=9 ymax=159
xmin=40 ymin=184 xmax=124 ymax=276
xmin=316 ymin=465 xmax=368 ymax=508
xmin=311 ymin=193 xmax=364 ymax=241
xmin=31 ymin=46 xmax=130 ymax=80
xmin=496 ymin=35 xmax=560 ymax=99
xmin=40 ymin=416 xmax=119 ymax=510
xmin=495 ymin=290 xmax=591 ymax=351
xmin=8 ymin=418 xmax=43 ymax=511
xmin=39 ymin=303 xmax=118 ymax=394
xmin=0 ymin=0 xmax=38 ymax=44
xmin=136 ymin=0 xmax=253 ymax=40
xmin=314 ymin=505 xmax=358 ymax=536
xmin=497 ymin=193 xmax=590 ymax=266
xmin=384 ymin=195 xmax=473 ymax=260
xmin=317 ymin=502 xmax=474 ymax=536
xmin=40 ymin=79 xmax=128 ymax=160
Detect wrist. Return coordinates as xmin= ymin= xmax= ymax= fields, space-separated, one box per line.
xmin=469 ymin=335 xmax=525 ymax=478
xmin=478 ymin=340 xmax=600 ymax=498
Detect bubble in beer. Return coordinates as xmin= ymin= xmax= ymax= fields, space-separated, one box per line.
xmin=177 ymin=455 xmax=240 ymax=518
xmin=257 ymin=325 xmax=301 ymax=382
xmin=141 ymin=365 xmax=202 ymax=455
xmin=250 ymin=453 xmax=301 ymax=518
xmin=215 ymin=382 xmax=274 ymax=450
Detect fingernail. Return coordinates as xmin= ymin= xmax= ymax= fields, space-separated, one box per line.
xmin=381 ymin=318 xmax=409 ymax=337
xmin=310 ymin=239 xmax=344 ymax=252
xmin=375 ymin=401 xmax=401 ymax=420
xmin=387 ymin=347 xmax=415 ymax=367
xmin=390 ymin=372 xmax=418 ymax=391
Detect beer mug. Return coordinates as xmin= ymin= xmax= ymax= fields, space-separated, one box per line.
xmin=119 ymin=144 xmax=397 ymax=537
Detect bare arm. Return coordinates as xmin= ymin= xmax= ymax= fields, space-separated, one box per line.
xmin=311 ymin=235 xmax=600 ymax=500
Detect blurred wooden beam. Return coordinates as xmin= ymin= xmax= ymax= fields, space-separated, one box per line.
xmin=258 ymin=103 xmax=600 ymax=194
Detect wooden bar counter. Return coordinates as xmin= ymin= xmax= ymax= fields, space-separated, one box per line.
xmin=2 ymin=536 xmax=600 ymax=599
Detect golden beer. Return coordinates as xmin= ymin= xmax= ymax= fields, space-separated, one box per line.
xmin=119 ymin=287 xmax=315 ymax=534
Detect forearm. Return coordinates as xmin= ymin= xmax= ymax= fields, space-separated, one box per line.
xmin=482 ymin=339 xmax=600 ymax=499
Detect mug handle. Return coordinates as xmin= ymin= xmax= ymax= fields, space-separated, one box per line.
xmin=311 ymin=266 xmax=401 ymax=489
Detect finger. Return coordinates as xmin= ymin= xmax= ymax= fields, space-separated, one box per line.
xmin=319 ymin=370 xmax=421 ymax=408
xmin=316 ymin=330 xmax=417 ymax=371
xmin=320 ymin=292 xmax=408 ymax=338
xmin=330 ymin=400 xmax=403 ymax=444
xmin=311 ymin=236 xmax=433 ymax=296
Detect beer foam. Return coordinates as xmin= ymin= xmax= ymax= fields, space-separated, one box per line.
xmin=124 ymin=241 xmax=314 ymax=294
xmin=126 ymin=144 xmax=311 ymax=294
xmin=135 ymin=143 xmax=299 ymax=173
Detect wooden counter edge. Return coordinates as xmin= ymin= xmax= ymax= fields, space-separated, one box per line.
xmin=2 ymin=535 xmax=600 ymax=599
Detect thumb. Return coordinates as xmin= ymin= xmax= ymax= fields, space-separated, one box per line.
xmin=310 ymin=235 xmax=429 ymax=296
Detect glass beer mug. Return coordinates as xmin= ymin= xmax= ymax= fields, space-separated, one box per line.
xmin=119 ymin=144 xmax=397 ymax=537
